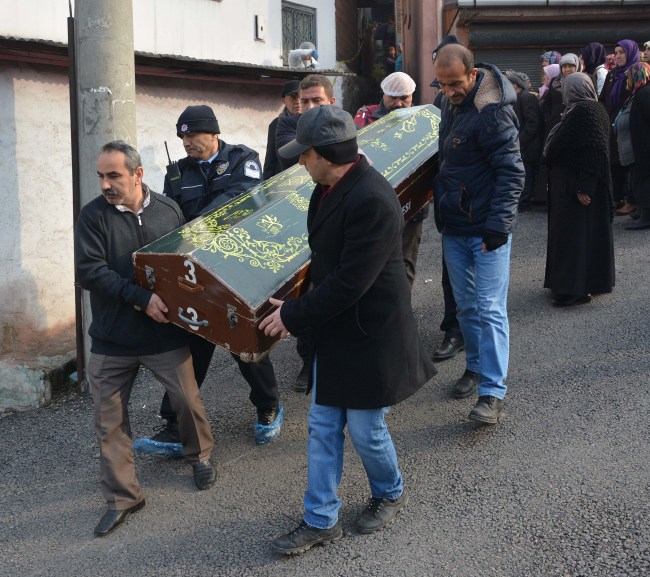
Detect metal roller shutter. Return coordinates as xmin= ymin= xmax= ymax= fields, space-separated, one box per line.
xmin=472 ymin=47 xmax=584 ymax=94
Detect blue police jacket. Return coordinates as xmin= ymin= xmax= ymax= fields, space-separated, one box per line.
xmin=164 ymin=139 xmax=262 ymax=221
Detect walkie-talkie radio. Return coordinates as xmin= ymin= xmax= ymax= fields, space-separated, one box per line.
xmin=165 ymin=141 xmax=182 ymax=199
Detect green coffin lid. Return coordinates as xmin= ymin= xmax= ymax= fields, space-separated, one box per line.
xmin=136 ymin=104 xmax=440 ymax=307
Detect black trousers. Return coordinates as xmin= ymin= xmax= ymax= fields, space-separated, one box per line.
xmin=611 ymin=163 xmax=630 ymax=204
xmin=440 ymin=255 xmax=462 ymax=340
xmin=160 ymin=333 xmax=280 ymax=423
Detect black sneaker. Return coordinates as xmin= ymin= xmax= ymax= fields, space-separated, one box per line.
xmin=354 ymin=493 xmax=408 ymax=534
xmin=257 ymin=405 xmax=279 ymax=427
xmin=271 ymin=521 xmax=343 ymax=555
xmin=294 ymin=361 xmax=310 ymax=392
xmin=150 ymin=421 xmax=180 ymax=444
xmin=469 ymin=396 xmax=504 ymax=425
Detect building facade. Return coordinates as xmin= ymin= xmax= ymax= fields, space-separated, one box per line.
xmin=0 ymin=0 xmax=338 ymax=408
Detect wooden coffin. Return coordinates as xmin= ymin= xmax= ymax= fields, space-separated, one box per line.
xmin=133 ymin=104 xmax=440 ymax=361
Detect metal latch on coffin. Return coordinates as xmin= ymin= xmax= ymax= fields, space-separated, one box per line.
xmin=227 ymin=304 xmax=238 ymax=328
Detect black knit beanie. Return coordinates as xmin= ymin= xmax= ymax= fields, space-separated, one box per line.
xmin=313 ymin=138 xmax=358 ymax=165
xmin=176 ymin=105 xmax=220 ymax=137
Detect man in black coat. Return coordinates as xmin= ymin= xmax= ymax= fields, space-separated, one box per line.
xmin=508 ymin=72 xmax=543 ymax=210
xmin=261 ymin=106 xmax=436 ymax=554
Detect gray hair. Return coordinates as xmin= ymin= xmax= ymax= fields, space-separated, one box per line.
xmin=100 ymin=140 xmax=142 ymax=174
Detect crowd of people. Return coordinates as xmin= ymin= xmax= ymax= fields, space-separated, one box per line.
xmin=74 ymin=37 xmax=649 ymax=552
xmin=499 ymin=39 xmax=650 ymax=303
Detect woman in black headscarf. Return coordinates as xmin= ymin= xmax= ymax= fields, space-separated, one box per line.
xmin=543 ymin=73 xmax=615 ymax=307
xmin=579 ymin=42 xmax=607 ymax=96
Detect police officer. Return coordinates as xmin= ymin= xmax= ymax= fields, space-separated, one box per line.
xmin=150 ymin=105 xmax=283 ymax=446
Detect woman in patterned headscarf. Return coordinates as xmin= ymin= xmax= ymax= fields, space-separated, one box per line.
xmin=623 ymin=62 xmax=650 ymax=229
xmin=599 ymin=39 xmax=641 ymax=214
xmin=543 ymin=73 xmax=615 ymax=307
xmin=540 ymin=51 xmax=562 ymax=67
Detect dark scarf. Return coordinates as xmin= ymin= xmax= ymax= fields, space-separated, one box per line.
xmin=579 ymin=42 xmax=606 ymax=75
xmin=610 ymin=40 xmax=640 ymax=111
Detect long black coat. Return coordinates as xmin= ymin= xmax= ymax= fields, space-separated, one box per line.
xmin=629 ymin=83 xmax=650 ymax=207
xmin=280 ymin=156 xmax=436 ymax=409
xmin=543 ymin=101 xmax=615 ymax=296
xmin=514 ymin=89 xmax=543 ymax=163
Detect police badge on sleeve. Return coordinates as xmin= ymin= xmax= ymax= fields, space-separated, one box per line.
xmin=244 ymin=160 xmax=261 ymax=179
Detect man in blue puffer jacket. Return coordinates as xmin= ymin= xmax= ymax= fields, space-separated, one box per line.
xmin=433 ymin=44 xmax=524 ymax=425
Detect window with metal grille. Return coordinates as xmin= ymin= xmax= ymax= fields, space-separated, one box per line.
xmin=282 ymin=2 xmax=317 ymax=65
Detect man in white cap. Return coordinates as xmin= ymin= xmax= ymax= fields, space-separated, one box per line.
xmin=353 ymin=71 xmax=416 ymax=128
xmin=352 ymin=72 xmax=427 ymax=287
xmin=261 ymin=106 xmax=436 ymax=555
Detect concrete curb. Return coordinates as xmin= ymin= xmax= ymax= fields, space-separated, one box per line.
xmin=0 ymin=351 xmax=76 ymax=412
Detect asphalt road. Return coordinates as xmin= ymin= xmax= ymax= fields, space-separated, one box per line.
xmin=1 ymin=208 xmax=649 ymax=577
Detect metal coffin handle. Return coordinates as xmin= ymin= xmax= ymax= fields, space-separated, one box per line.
xmin=178 ymin=307 xmax=209 ymax=328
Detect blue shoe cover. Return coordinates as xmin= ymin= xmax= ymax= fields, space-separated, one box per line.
xmin=132 ymin=438 xmax=184 ymax=458
xmin=254 ymin=404 xmax=284 ymax=445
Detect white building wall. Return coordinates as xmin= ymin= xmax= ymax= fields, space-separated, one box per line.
xmin=0 ymin=1 xmax=336 ymax=69
xmin=0 ymin=63 xmax=76 ymax=355
xmin=0 ymin=61 xmax=296 ymax=355
xmin=0 ymin=0 xmax=338 ymax=358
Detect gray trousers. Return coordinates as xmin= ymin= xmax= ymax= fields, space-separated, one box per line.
xmin=402 ymin=218 xmax=424 ymax=286
xmin=88 ymin=347 xmax=214 ymax=509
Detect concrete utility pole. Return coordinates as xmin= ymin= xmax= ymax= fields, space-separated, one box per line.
xmin=74 ymin=0 xmax=137 ymax=388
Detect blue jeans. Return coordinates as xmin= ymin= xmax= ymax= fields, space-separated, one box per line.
xmin=303 ymin=360 xmax=403 ymax=529
xmin=442 ymin=235 xmax=511 ymax=399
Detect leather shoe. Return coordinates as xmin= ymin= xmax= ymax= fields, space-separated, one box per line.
xmin=452 ymin=369 xmax=478 ymax=399
xmin=469 ymin=396 xmax=504 ymax=425
xmin=432 ymin=336 xmax=464 ymax=361
xmin=193 ymin=460 xmax=216 ymax=490
xmin=94 ymin=499 xmax=145 ymax=537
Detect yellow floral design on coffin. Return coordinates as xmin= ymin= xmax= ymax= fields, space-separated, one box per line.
xmin=201 ymin=227 xmax=309 ymax=273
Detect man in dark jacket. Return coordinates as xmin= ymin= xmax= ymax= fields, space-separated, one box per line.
xmin=262 ymin=80 xmax=301 ymax=179
xmin=75 ymin=141 xmax=216 ymax=537
xmin=154 ymin=105 xmax=282 ymax=447
xmin=508 ymin=72 xmax=543 ymax=210
xmin=434 ymin=44 xmax=524 ymax=424
xmin=261 ymin=106 xmax=436 ymax=554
